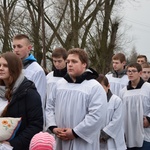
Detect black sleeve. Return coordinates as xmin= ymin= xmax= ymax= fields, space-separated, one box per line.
xmin=49 ymin=126 xmax=57 ymax=133
xmin=72 ymin=129 xmax=79 ymax=138
xmin=146 ymin=116 xmax=150 ymax=123
xmin=10 ymin=89 xmax=43 ymax=150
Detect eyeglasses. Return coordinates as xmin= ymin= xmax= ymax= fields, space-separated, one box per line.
xmin=127 ymin=70 xmax=138 ymax=73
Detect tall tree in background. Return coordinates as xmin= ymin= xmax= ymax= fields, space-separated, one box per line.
xmin=24 ymin=0 xmax=43 ymax=63
xmin=27 ymin=0 xmax=106 ymax=64
xmin=127 ymin=46 xmax=138 ymax=64
xmin=87 ymin=0 xmax=119 ymax=74
xmin=0 ymin=0 xmax=128 ymax=72
xmin=0 ymin=0 xmax=18 ymax=52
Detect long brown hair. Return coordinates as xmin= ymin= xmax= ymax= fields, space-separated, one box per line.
xmin=0 ymin=52 xmax=22 ymax=116
xmin=97 ymin=74 xmax=109 ymax=87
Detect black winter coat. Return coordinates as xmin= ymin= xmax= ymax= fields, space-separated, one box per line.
xmin=5 ymin=78 xmax=43 ymax=150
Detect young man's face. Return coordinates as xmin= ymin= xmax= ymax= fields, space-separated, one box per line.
xmin=137 ymin=58 xmax=146 ymax=65
xmin=12 ymin=39 xmax=32 ymax=60
xmin=66 ymin=54 xmax=86 ymax=80
xmin=127 ymin=67 xmax=141 ymax=82
xmin=112 ymin=60 xmax=125 ymax=72
xmin=52 ymin=57 xmax=66 ymax=70
xmin=141 ymin=68 xmax=150 ymax=81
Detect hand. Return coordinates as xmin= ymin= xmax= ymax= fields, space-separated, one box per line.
xmin=62 ymin=128 xmax=75 ymax=140
xmin=53 ymin=128 xmax=64 ymax=135
xmin=53 ymin=128 xmax=69 ymax=140
xmin=53 ymin=128 xmax=75 ymax=141
xmin=2 ymin=141 xmax=10 ymax=145
xmin=143 ymin=117 xmax=150 ymax=128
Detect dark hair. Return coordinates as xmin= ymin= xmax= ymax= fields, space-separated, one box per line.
xmin=52 ymin=47 xmax=67 ymax=60
xmin=126 ymin=63 xmax=142 ymax=72
xmin=137 ymin=55 xmax=147 ymax=62
xmin=97 ymin=74 xmax=109 ymax=87
xmin=141 ymin=62 xmax=150 ymax=68
xmin=67 ymin=48 xmax=89 ymax=68
xmin=112 ymin=53 xmax=126 ymax=63
xmin=0 ymin=52 xmax=22 ymax=100
xmin=0 ymin=52 xmax=22 ymax=117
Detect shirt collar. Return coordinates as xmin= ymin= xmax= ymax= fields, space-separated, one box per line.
xmin=127 ymin=78 xmax=145 ymax=90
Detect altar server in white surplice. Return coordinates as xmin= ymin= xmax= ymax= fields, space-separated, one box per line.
xmin=97 ymin=74 xmax=126 ymax=150
xmin=46 ymin=48 xmax=107 ymax=150
xmin=106 ymin=53 xmax=128 ymax=96
xmin=12 ymin=34 xmax=46 ymax=122
xmin=120 ymin=63 xmax=150 ymax=150
xmin=45 ymin=47 xmax=67 ymax=130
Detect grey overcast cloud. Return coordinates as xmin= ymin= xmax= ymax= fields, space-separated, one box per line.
xmin=122 ymin=0 xmax=150 ymax=60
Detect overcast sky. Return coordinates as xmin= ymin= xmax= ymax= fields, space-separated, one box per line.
xmin=121 ymin=0 xmax=150 ymax=60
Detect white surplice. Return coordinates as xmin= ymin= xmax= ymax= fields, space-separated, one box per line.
xmin=120 ymin=82 xmax=150 ymax=148
xmin=46 ymin=71 xmax=62 ymax=102
xmin=101 ymin=94 xmax=126 ymax=150
xmin=106 ymin=74 xmax=128 ymax=96
xmin=23 ymin=62 xmax=47 ymax=110
xmin=46 ymin=78 xmax=107 ymax=150
xmin=45 ymin=71 xmax=63 ymax=130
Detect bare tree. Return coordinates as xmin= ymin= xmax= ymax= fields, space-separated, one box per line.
xmin=22 ymin=0 xmax=43 ymax=63
xmin=87 ymin=0 xmax=120 ymax=74
xmin=0 ymin=0 xmax=18 ymax=52
xmin=0 ymin=0 xmax=131 ymax=72
xmin=127 ymin=46 xmax=138 ymax=64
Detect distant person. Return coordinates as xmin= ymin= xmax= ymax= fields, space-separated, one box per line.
xmin=136 ymin=55 xmax=147 ymax=65
xmin=120 ymin=63 xmax=150 ymax=150
xmin=141 ymin=62 xmax=150 ymax=82
xmin=29 ymin=132 xmax=56 ymax=150
xmin=97 ymin=74 xmax=126 ymax=150
xmin=106 ymin=53 xmax=129 ymax=96
xmin=0 ymin=52 xmax=43 ymax=150
xmin=46 ymin=48 xmax=107 ymax=150
xmin=12 ymin=34 xmax=47 ymax=123
xmin=46 ymin=47 xmax=67 ymax=130
xmin=46 ymin=47 xmax=67 ymax=95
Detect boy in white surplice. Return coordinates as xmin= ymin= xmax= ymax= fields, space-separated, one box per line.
xmin=120 ymin=63 xmax=150 ymax=150
xmin=97 ymin=74 xmax=126 ymax=150
xmin=46 ymin=48 xmax=107 ymax=150
xmin=106 ymin=53 xmax=129 ymax=97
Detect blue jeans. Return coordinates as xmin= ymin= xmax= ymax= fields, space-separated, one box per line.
xmin=127 ymin=147 xmax=142 ymax=150
xmin=127 ymin=141 xmax=150 ymax=150
xmin=141 ymin=141 xmax=150 ymax=150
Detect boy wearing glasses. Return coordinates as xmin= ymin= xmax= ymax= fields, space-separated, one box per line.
xmin=106 ymin=53 xmax=129 ymax=96
xmin=120 ymin=63 xmax=150 ymax=150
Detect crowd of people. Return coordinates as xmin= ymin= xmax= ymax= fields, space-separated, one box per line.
xmin=0 ymin=34 xmax=150 ymax=150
